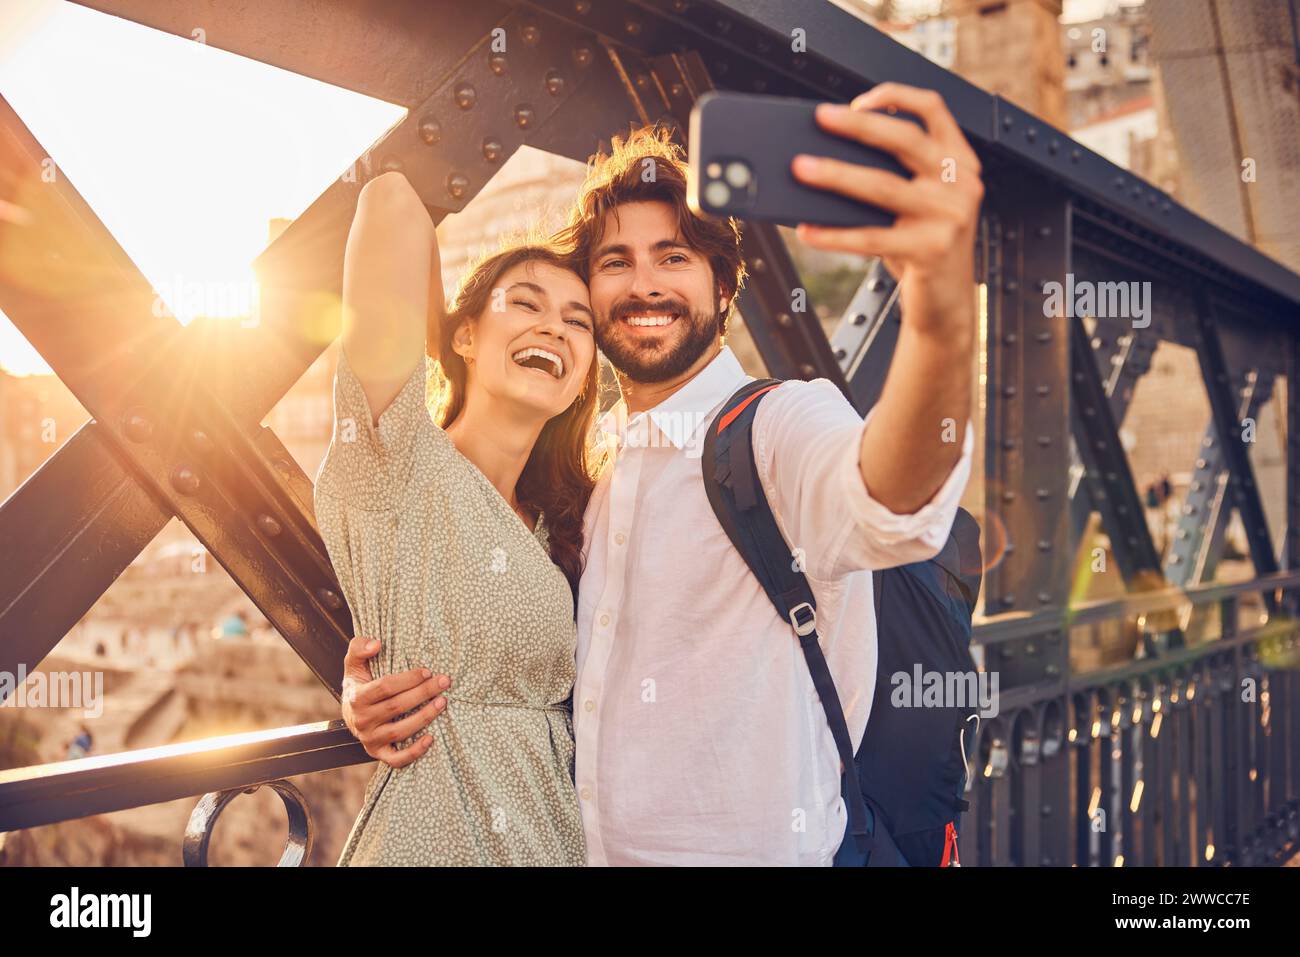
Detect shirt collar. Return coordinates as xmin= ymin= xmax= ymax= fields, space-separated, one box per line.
xmin=597 ymin=346 xmax=751 ymax=452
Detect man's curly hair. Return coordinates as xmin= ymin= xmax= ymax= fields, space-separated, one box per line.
xmin=551 ymin=124 xmax=747 ymax=334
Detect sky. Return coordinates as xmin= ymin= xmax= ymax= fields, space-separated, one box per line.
xmin=0 ymin=0 xmax=405 ymax=375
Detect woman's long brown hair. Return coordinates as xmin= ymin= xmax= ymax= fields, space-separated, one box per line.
xmin=429 ymin=245 xmax=601 ymax=600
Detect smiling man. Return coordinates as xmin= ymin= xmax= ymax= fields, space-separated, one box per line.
xmin=340 ymin=82 xmax=983 ymax=865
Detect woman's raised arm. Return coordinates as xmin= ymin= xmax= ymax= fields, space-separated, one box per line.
xmin=340 ymin=171 xmax=445 ymax=425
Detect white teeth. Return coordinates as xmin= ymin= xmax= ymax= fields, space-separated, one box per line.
xmin=626 ymin=314 xmax=675 ymax=327
xmin=511 ymin=347 xmax=564 ymax=378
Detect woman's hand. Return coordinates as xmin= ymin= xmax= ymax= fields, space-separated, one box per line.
xmin=341 ymin=635 xmax=451 ymax=769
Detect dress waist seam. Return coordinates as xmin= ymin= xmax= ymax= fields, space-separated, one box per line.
xmin=442 ymin=692 xmax=570 ymax=714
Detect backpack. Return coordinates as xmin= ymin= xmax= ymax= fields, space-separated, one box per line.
xmin=701 ymin=378 xmax=983 ymax=867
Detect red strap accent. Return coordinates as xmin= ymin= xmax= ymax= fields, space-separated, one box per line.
xmin=716 ymin=384 xmax=780 ymax=434
xmin=941 ymin=821 xmax=960 ymax=867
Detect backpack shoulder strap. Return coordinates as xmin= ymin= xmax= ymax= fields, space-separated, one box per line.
xmin=701 ymin=378 xmax=885 ymax=859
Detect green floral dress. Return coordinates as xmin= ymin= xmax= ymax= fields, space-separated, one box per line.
xmin=313 ymin=345 xmax=586 ymax=866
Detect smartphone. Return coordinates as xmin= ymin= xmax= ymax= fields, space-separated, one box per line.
xmin=687 ymin=91 xmax=919 ymax=229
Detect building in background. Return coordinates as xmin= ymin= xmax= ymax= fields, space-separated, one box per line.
xmin=0 ymin=368 xmax=85 ymax=502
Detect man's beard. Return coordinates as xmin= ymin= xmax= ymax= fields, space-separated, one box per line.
xmin=597 ymin=297 xmax=722 ymax=384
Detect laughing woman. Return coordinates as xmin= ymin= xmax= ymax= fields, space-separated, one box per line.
xmin=313 ymin=171 xmax=599 ymax=865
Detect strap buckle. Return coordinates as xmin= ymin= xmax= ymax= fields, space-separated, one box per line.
xmin=788 ymin=602 xmax=817 ymax=637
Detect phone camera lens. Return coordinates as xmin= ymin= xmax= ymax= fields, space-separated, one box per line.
xmin=704 ymin=180 xmax=731 ymax=208
xmin=724 ymin=161 xmax=751 ymax=188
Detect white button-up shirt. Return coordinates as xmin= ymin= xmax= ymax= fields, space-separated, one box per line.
xmin=575 ymin=346 xmax=974 ymax=865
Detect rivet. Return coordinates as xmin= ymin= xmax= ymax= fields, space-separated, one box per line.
xmin=123 ymin=411 xmax=153 ymax=443
xmin=670 ymin=82 xmax=685 ymax=98
xmin=1004 ymin=332 xmax=1018 ymax=345
xmin=446 ymin=172 xmax=470 ymax=199
xmin=634 ymin=73 xmax=650 ymax=89
xmin=1038 ymin=225 xmax=1051 ymax=238
xmin=852 ymin=313 xmax=867 ymax=326
xmin=776 ymin=312 xmax=792 ymax=327
xmin=573 ymin=45 xmax=593 ymax=68
xmin=521 ymin=23 xmax=541 ymax=45
xmin=418 ymin=115 xmax=442 ymax=145
xmin=573 ymin=0 xmax=591 ymax=13
xmin=1005 ymin=279 xmax=1019 ymax=293
xmin=1036 ymin=330 xmax=1051 ymax=343
xmin=380 ymin=155 xmax=403 ymax=173
xmin=1071 ymin=148 xmax=1081 ymax=162
xmin=1048 ymin=139 xmax=1059 ymax=154
xmin=171 ymin=466 xmax=200 ymax=495
xmin=454 ymin=83 xmax=476 ymax=110
xmin=1002 ymin=438 xmax=1016 ymax=450
xmin=257 ymin=513 xmax=283 ymax=537
xmin=1038 ymin=539 xmax=1051 ymax=551
xmin=317 ymin=588 xmax=344 ymax=611
xmin=1002 ymin=115 xmax=1013 ymax=130
xmin=1026 ymin=127 xmax=1037 ymax=142
xmin=1037 ymin=435 xmax=1052 ymax=446
xmin=1003 ymin=384 xmax=1017 ymax=397
xmin=488 ymin=53 xmax=507 ymax=76
xmin=514 ymin=104 xmax=536 ymax=128
xmin=1036 ymin=384 xmax=1050 ymax=396
xmin=1002 ymin=490 xmax=1016 ymax=503
xmin=834 ymin=348 xmax=847 ymax=360
xmin=482 ymin=137 xmax=504 ymax=162
xmin=799 ymin=363 xmax=815 ymax=378
xmin=625 ymin=19 xmax=642 ymax=36
xmin=189 ymin=430 xmax=215 ymax=455
xmin=1036 ymin=488 xmax=1049 ymax=500
xmin=672 ymin=0 xmax=689 ymax=11
xmin=545 ymin=69 xmax=565 ymax=96
xmin=751 ymin=257 xmax=767 ymax=273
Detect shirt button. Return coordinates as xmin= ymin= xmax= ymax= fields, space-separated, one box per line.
xmin=614 ymin=532 xmax=626 ymax=545
xmin=584 ymin=699 xmax=595 ymax=712
xmin=580 ymin=786 xmax=592 ymax=801
xmin=599 ymin=613 xmax=610 ymax=627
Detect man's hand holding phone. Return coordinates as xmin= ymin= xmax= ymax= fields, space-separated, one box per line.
xmin=791 ymin=82 xmax=984 ymax=341
xmin=341 ymin=635 xmax=450 ymax=769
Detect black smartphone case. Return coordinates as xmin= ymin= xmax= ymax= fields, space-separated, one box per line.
xmin=687 ymin=91 xmax=919 ymax=229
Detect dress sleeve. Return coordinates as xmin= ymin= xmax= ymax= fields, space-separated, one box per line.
xmin=313 ymin=344 xmax=437 ymax=512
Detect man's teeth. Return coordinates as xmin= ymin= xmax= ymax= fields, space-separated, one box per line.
xmin=511 ymin=347 xmax=564 ymax=378
xmin=625 ymin=314 xmax=676 ymax=327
